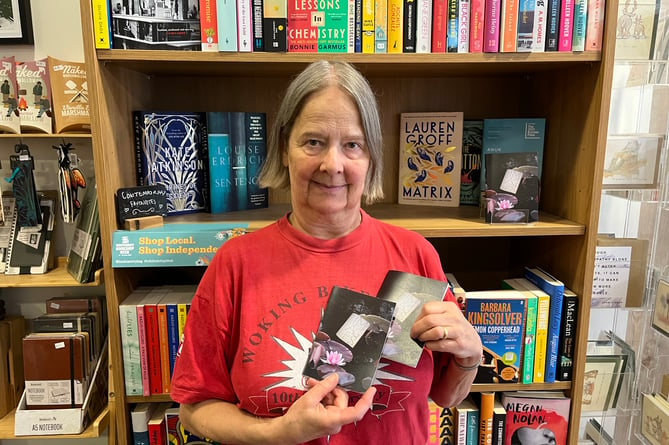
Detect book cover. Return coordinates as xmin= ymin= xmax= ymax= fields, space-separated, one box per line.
xmin=111 ymin=6 xmax=201 ymax=50
xmin=318 ymin=0 xmax=352 ymax=52
xmin=426 ymin=400 xmax=456 ymax=445
xmin=398 ymin=112 xmax=464 ymax=207
xmin=491 ymin=397 xmax=506 ymax=445
xmin=206 ymin=111 xmax=233 ymax=213
xmin=376 ymin=270 xmax=451 ymax=367
xmin=446 ymin=0 xmax=459 ymax=52
xmin=465 ymin=289 xmax=527 ymax=384
xmin=403 ymin=0 xmax=417 ymax=52
xmin=287 ymin=0 xmax=318 ymax=52
xmin=31 ymin=312 xmax=100 ymax=364
xmin=501 ymin=391 xmax=570 ymax=445
xmin=432 ymin=0 xmax=448 ymax=52
xmin=584 ymin=0 xmax=604 ymax=50
xmin=500 ymin=0 xmax=519 ymax=52
xmin=148 ymin=402 xmax=174 ymax=445
xmin=484 ymin=151 xmax=540 ymax=223
xmin=501 ymin=279 xmax=537 ymax=384
xmin=67 ymin=184 xmax=101 ymax=284
xmin=481 ymin=118 xmax=546 ymax=223
xmin=6 ymin=199 xmax=55 ymax=275
xmin=253 ymin=0 xmax=265 ymax=50
xmin=460 ymin=119 xmax=483 ymax=206
xmin=531 ymin=0 xmax=548 ymax=51
xmin=516 ymin=0 xmax=535 ymax=51
xmin=303 ymin=286 xmax=396 ymax=393
xmin=524 ymin=266 xmax=564 ymax=383
xmin=571 ymin=0 xmax=587 ymax=50
xmin=119 ymin=288 xmax=152 ymax=396
xmin=556 ymin=288 xmax=577 ymax=381
xmin=363 ymin=0 xmax=376 ymax=52
xmin=458 ymin=0 xmax=471 ymax=52
xmin=91 ymin=0 xmax=113 ymax=49
xmin=133 ymin=111 xmax=209 ymax=216
xmin=15 ymin=58 xmax=52 ymax=134
xmin=140 ymin=288 xmax=170 ymax=396
xmin=47 ymin=57 xmax=90 ymax=133
xmin=545 ymin=0 xmax=561 ymax=50
xmin=245 ymin=112 xmax=268 ymax=209
xmin=388 ymin=0 xmax=404 ymax=52
xmin=469 ymin=0 xmax=485 ymax=51
xmin=263 ymin=0 xmax=288 ymax=51
xmin=0 ymin=56 xmax=20 ymax=134
xmin=557 ymin=0 xmax=574 ymax=51
xmin=238 ymin=0 xmax=254 ymax=52
xmin=375 ymin=0 xmax=388 ymax=52
xmin=131 ymin=402 xmax=154 ymax=445
xmin=217 ymin=0 xmax=238 ymax=51
xmin=483 ymin=0 xmax=501 ymax=51
xmin=476 ymin=391 xmax=495 ymax=445
xmin=199 ymin=0 xmax=219 ymax=51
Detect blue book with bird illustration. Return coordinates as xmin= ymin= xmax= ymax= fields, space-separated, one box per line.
xmin=398 ymin=112 xmax=464 ymax=207
xmin=133 ymin=111 xmax=209 ymax=216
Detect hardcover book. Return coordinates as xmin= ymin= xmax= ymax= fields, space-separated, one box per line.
xmin=491 ymin=397 xmax=506 ymax=445
xmin=0 ymin=56 xmax=20 ymax=134
xmin=557 ymin=0 xmax=574 ymax=51
xmin=45 ymin=296 xmax=107 ymax=333
xmin=483 ymin=0 xmax=501 ymax=51
xmin=47 ymin=57 xmax=90 ymax=133
xmin=376 ymin=270 xmax=452 ymax=367
xmin=217 ymin=0 xmax=238 ymax=51
xmin=545 ymin=0 xmax=562 ymax=50
xmin=237 ymin=0 xmax=253 ymax=52
xmin=133 ymin=111 xmax=209 ymax=216
xmin=303 ymin=286 xmax=396 ymax=393
xmin=501 ymin=390 xmax=570 ymax=445
xmin=455 ymin=395 xmax=479 ymax=444
xmin=229 ymin=112 xmax=249 ymax=211
xmin=460 ymin=120 xmax=483 ymax=206
xmin=245 ymin=112 xmax=269 ymax=209
xmin=469 ymin=0 xmax=485 ymax=51
xmin=398 ymin=112 xmax=464 ymax=207
xmin=403 ymin=0 xmax=418 ymax=52
xmin=119 ymin=288 xmax=153 ymax=396
xmin=253 ymin=0 xmax=265 ymax=50
xmin=571 ymin=0 xmax=587 ymax=50
xmin=457 ymin=0 xmax=470 ymax=52
xmin=584 ymin=0 xmax=604 ymax=50
xmin=499 ymin=0 xmax=519 ymax=52
xmin=147 ymin=402 xmax=173 ymax=445
xmin=465 ymin=289 xmax=528 ymax=384
xmin=432 ymin=0 xmax=448 ymax=52
xmin=556 ymin=288 xmax=577 ymax=381
xmin=206 ymin=111 xmax=233 ymax=213
xmin=91 ymin=0 xmax=113 ymax=49
xmin=15 ymin=58 xmax=52 ymax=134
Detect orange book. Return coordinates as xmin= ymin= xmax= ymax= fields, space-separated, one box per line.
xmin=477 ymin=392 xmax=495 ymax=444
xmin=500 ymin=0 xmax=519 ymax=52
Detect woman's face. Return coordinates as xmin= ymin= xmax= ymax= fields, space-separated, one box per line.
xmin=283 ymin=85 xmax=370 ymax=226
xmin=515 ymin=427 xmax=556 ymax=445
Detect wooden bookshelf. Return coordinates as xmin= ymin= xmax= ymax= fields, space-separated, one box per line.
xmin=0 ymin=406 xmax=109 ymax=440
xmin=0 ymin=257 xmax=104 ymax=288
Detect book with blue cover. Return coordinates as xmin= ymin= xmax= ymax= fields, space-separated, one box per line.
xmin=465 ymin=289 xmax=527 ymax=383
xmin=133 ymin=111 xmax=209 ymax=216
xmin=524 ymin=266 xmax=564 ymax=383
xmin=205 ymin=111 xmax=233 ymax=214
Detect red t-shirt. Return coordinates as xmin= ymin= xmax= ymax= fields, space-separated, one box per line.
xmin=171 ymin=211 xmax=453 ymax=445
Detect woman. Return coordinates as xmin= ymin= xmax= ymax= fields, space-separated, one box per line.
xmin=170 ymin=60 xmax=482 ymax=444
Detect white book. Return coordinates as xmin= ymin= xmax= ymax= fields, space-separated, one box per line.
xmin=416 ymin=0 xmax=433 ymax=52
xmin=237 ymin=0 xmax=253 ymax=51
xmin=118 ymin=288 xmax=152 ymax=396
xmin=458 ymin=0 xmax=471 ymax=52
xmin=531 ymin=0 xmax=548 ymax=51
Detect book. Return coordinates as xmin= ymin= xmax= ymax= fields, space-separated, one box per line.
xmin=455 ymin=395 xmax=479 ymax=445
xmin=491 ymin=397 xmax=506 ymax=445
xmin=376 ymin=270 xmax=452 ymax=367
xmin=531 ymin=0 xmax=548 ymax=51
xmin=148 ymin=402 xmax=174 ymax=445
xmin=557 ymin=0 xmax=574 ymax=51
xmin=133 ymin=111 xmax=209 ymax=216
xmin=67 ymin=183 xmax=102 ymax=284
xmin=217 ymin=0 xmax=238 ymax=51
xmin=483 ymin=0 xmax=502 ymax=51
xmin=287 ymin=0 xmax=318 ymax=52
xmin=263 ymin=0 xmax=288 ymax=51
xmin=205 ymin=111 xmax=233 ymax=213
xmin=545 ymin=0 xmax=561 ymax=50
xmin=303 ymin=286 xmax=396 ymax=393
xmin=141 ymin=288 xmax=171 ymax=396
xmin=362 ymin=0 xmax=376 ymax=52
xmin=398 ymin=112 xmax=464 ymax=207
xmin=458 ymin=0 xmax=470 ymax=52
xmin=375 ymin=0 xmax=389 ymax=52
xmin=199 ymin=0 xmax=218 ymax=51
xmin=245 ymin=112 xmax=268 ymax=209
xmin=571 ymin=0 xmax=587 ymax=51
xmin=47 ymin=57 xmax=90 ymax=133
xmin=131 ymin=402 xmax=154 ymax=445
xmin=5 ymin=198 xmax=55 ymax=275
xmin=91 ymin=0 xmax=113 ymax=49
xmin=237 ymin=0 xmax=254 ymax=52
xmin=501 ymin=278 xmax=538 ymax=384
xmin=524 ymin=266 xmax=564 ymax=383
xmin=319 ymin=0 xmax=352 ymax=52
xmin=460 ymin=119 xmax=483 ymax=206
xmin=403 ymin=0 xmax=417 ymax=52
xmin=388 ymin=0 xmax=404 ymax=52
xmin=0 ymin=56 xmax=20 ymax=134
xmin=501 ymin=391 xmax=570 ymax=445
xmin=500 ymin=0 xmax=519 ymax=52
xmin=229 ymin=111 xmax=249 ymax=209
xmin=446 ymin=0 xmax=459 ymax=52
xmin=584 ymin=0 xmax=604 ymax=50
xmin=426 ymin=400 xmax=456 ymax=444
xmin=516 ymin=0 xmax=534 ymax=51
xmin=469 ymin=0 xmax=485 ymax=51
xmin=119 ymin=287 xmax=153 ymax=396
xmin=157 ymin=302 xmax=171 ymax=393
xmin=446 ymin=272 xmax=467 ymax=311
xmin=556 ymin=287 xmax=577 ymax=381
xmin=355 ymin=0 xmax=363 ymax=52
xmin=465 ymin=289 xmax=528 ymax=383
xmin=253 ymin=0 xmax=265 ymax=50
xmin=110 ymin=6 xmax=201 ymax=50
xmin=15 ymin=58 xmax=53 ymax=134
xmin=476 ymin=391 xmax=495 ymax=445
xmin=31 ymin=312 xmax=100 ymax=364
xmin=481 ymin=118 xmax=546 ymax=223
xmin=432 ymin=0 xmax=448 ymax=52
xmin=45 ymin=296 xmax=107 ymax=333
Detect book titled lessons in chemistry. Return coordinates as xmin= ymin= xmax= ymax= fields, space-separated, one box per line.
xmin=303 ymin=286 xmax=396 ymax=393
xmin=398 ymin=112 xmax=464 ymax=207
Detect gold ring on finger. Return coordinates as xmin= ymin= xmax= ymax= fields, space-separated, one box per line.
xmin=442 ymin=326 xmax=449 ymax=340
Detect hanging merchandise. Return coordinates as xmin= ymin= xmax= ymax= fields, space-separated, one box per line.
xmin=4 ymin=144 xmax=41 ymax=227
xmin=53 ymin=142 xmax=86 ymax=223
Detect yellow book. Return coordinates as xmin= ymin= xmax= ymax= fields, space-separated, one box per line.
xmin=362 ymin=0 xmax=376 ymax=53
xmin=91 ymin=0 xmax=111 ymax=49
xmin=375 ymin=0 xmax=388 ymax=52
xmin=387 ymin=0 xmax=404 ymax=52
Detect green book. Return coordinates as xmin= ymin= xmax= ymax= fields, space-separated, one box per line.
xmin=502 ymin=278 xmax=538 ymax=384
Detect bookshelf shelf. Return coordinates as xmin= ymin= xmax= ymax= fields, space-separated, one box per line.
xmin=0 ymin=133 xmax=91 ymax=139
xmin=0 ymin=406 xmax=109 ymax=440
xmin=0 ymin=257 xmax=104 ymax=288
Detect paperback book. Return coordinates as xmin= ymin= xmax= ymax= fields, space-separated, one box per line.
xmin=460 ymin=119 xmax=483 ymax=206
xmin=0 ymin=56 xmax=20 ymax=134
xmin=47 ymin=57 xmax=90 ymax=133
xmin=15 ymin=58 xmax=53 ymax=134
xmin=501 ymin=390 xmax=570 ymax=445
xmin=133 ymin=111 xmax=209 ymax=216
xmin=303 ymin=286 xmax=396 ymax=393
xmin=398 ymin=112 xmax=464 ymax=207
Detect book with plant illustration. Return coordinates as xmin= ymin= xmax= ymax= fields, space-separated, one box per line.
xmin=398 ymin=112 xmax=464 ymax=207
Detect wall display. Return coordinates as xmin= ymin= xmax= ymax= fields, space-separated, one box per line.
xmin=602 ymin=135 xmax=663 ymax=189
xmin=0 ymin=0 xmax=33 ymax=44
xmin=652 ymin=279 xmax=669 ymax=338
xmin=581 ymin=354 xmax=628 ymax=412
xmin=615 ymin=0 xmax=660 ymax=59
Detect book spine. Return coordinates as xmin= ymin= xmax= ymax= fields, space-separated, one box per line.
xmin=531 ymin=0 xmax=547 ymax=51
xmin=238 ymin=0 xmax=254 ymax=51
xmin=446 ymin=0 xmax=459 ymax=52
xmin=388 ymin=0 xmax=404 ymax=52
xmin=533 ymin=292 xmax=549 ymax=383
xmin=218 ymin=0 xmax=239 ymax=51
xmin=557 ymin=0 xmax=573 ymax=51
xmin=483 ymin=0 xmax=501 ymax=52
xmin=500 ymin=0 xmax=519 ymax=52
xmin=229 ymin=112 xmax=249 ymax=210
xmin=245 ymin=112 xmax=268 ymax=210
xmin=516 ymin=0 xmax=534 ymax=51
xmin=375 ymin=0 xmax=388 ymax=52
xmin=557 ymin=292 xmax=577 ymax=380
xmin=584 ymin=0 xmax=604 ymax=50
xmin=432 ymin=0 xmax=448 ymax=52
xmin=362 ymin=0 xmax=376 ymax=52
xmin=207 ymin=112 xmax=233 ymax=214
xmin=465 ymin=409 xmax=479 ymax=445
xmin=571 ymin=0 xmax=587 ymax=51
xmin=349 ymin=0 xmax=357 ymax=52
xmin=148 ymin=422 xmax=165 ymax=445
xmin=522 ymin=296 xmax=537 ymax=383
xmin=403 ymin=0 xmax=417 ymax=52
xmin=491 ymin=405 xmax=505 ymax=445
xmin=458 ymin=0 xmax=470 ymax=52
xmin=133 ymin=111 xmax=144 ymax=186
xmin=355 ymin=0 xmax=363 ymax=51
xmin=253 ymin=0 xmax=265 ymax=50
xmin=469 ymin=0 xmax=485 ymax=51
xmin=478 ymin=392 xmax=494 ymax=445
xmin=133 ymin=431 xmax=150 ymax=445
xmin=144 ymin=304 xmax=163 ymax=395
xmin=200 ymin=0 xmax=219 ymax=51
xmin=166 ymin=303 xmax=179 ymax=377
xmin=136 ymin=305 xmax=150 ymax=396
xmin=177 ymin=304 xmax=190 ymax=341
xmin=544 ymin=0 xmax=561 ymax=50
xmin=263 ymin=0 xmax=288 ymax=51
xmin=92 ymin=0 xmax=112 ymax=49
xmin=455 ymin=407 xmax=467 ymax=445
xmin=415 ymin=0 xmax=432 ymax=52
xmin=157 ymin=304 xmax=171 ymax=393
xmin=119 ymin=305 xmax=143 ymax=396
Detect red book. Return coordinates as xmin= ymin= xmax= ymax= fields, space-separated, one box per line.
xmin=199 ymin=0 xmax=219 ymax=51
xmin=432 ymin=0 xmax=448 ymax=52
xmin=501 ymin=391 xmax=570 ymax=445
xmin=469 ymin=0 xmax=485 ymax=52
xmin=157 ymin=303 xmax=171 ymax=393
xmin=145 ymin=303 xmax=162 ymax=395
xmin=287 ymin=0 xmax=319 ymax=52
xmin=558 ymin=0 xmax=574 ymax=51
xmin=148 ymin=402 xmax=173 ymax=445
xmin=136 ymin=305 xmax=150 ymax=396
xmin=483 ymin=0 xmax=501 ymax=52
